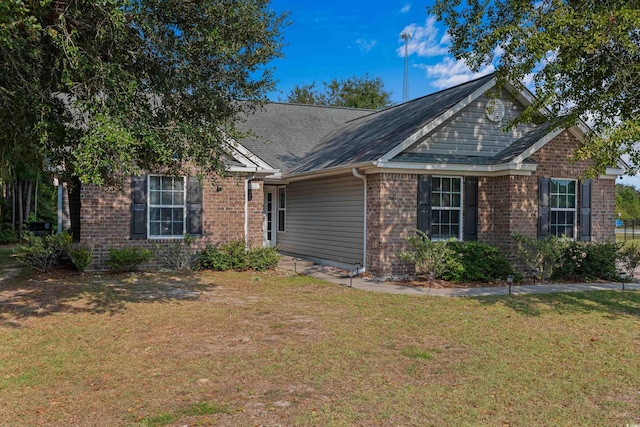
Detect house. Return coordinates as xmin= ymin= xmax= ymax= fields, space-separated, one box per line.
xmin=71 ymin=73 xmax=622 ymax=275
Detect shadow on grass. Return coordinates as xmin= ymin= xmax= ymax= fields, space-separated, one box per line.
xmin=0 ymin=263 xmax=219 ymax=326
xmin=476 ymin=290 xmax=640 ymax=318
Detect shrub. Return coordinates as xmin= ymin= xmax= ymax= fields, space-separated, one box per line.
xmin=155 ymin=234 xmax=199 ymax=271
xmin=13 ymin=231 xmax=71 ymax=272
xmin=554 ymin=240 xmax=619 ymax=281
xmin=246 ymin=246 xmax=280 ymax=271
xmin=444 ymin=241 xmax=514 ymax=282
xmin=200 ymin=240 xmax=280 ymax=271
xmin=618 ymin=242 xmax=640 ymax=279
xmin=512 ymin=233 xmax=562 ymax=281
xmin=0 ymin=226 xmax=18 ymax=244
xmin=106 ymin=247 xmax=152 ymax=272
xmin=397 ymin=231 xmax=460 ymax=279
xmin=67 ymin=243 xmax=93 ymax=273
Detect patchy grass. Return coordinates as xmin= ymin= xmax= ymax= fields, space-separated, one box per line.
xmin=0 ymin=264 xmax=639 ymax=426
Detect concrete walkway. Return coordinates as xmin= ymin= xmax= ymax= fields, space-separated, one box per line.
xmin=278 ymin=256 xmax=640 ymax=297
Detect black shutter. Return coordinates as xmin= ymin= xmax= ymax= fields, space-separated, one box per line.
xmin=417 ymin=175 xmax=431 ymax=236
xmin=580 ymin=180 xmax=592 ymax=241
xmin=538 ymin=178 xmax=550 ymax=238
xmin=131 ymin=176 xmax=147 ymax=239
xmin=186 ymin=176 xmax=203 ymax=236
xmin=464 ymin=176 xmax=478 ymax=241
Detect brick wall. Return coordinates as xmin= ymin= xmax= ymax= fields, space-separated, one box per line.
xmin=80 ymin=175 xmax=264 ymax=270
xmin=364 ymin=131 xmax=616 ymax=277
xmin=366 ymin=173 xmax=417 ymax=277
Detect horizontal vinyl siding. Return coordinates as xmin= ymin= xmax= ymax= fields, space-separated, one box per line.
xmin=407 ymin=91 xmax=536 ymax=156
xmin=278 ymin=174 xmax=364 ymax=265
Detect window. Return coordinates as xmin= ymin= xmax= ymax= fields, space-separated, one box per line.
xmin=430 ymin=176 xmax=462 ymax=240
xmin=148 ymin=175 xmax=186 ymax=238
xmin=277 ymin=186 xmax=286 ymax=232
xmin=549 ymin=179 xmax=576 ymax=238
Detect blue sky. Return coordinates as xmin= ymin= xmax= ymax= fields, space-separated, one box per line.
xmin=264 ymin=0 xmax=635 ymax=187
xmin=265 ymin=0 xmax=495 ymax=104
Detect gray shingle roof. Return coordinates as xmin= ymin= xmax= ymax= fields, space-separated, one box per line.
xmin=237 ymin=103 xmax=372 ymax=171
xmin=288 ymin=73 xmax=495 ymax=174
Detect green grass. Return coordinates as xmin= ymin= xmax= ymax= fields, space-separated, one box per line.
xmin=1 ymin=268 xmax=639 ymax=426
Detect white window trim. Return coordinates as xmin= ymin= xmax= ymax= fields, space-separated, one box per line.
xmin=549 ymin=178 xmax=577 ymax=239
xmin=147 ymin=175 xmax=187 ymax=240
xmin=430 ymin=175 xmax=464 ymax=241
xmin=277 ymin=186 xmax=286 ymax=233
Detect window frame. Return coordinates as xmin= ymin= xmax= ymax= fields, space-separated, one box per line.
xmin=147 ymin=175 xmax=187 ymax=239
xmin=277 ymin=186 xmax=286 ymax=233
xmin=430 ymin=176 xmax=463 ymax=241
xmin=549 ymin=178 xmax=577 ymax=239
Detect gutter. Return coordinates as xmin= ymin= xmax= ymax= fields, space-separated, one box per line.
xmin=351 ymin=168 xmax=367 ymax=273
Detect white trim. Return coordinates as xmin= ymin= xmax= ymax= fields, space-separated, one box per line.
xmin=601 ymin=167 xmax=625 ymax=179
xmin=244 ymin=177 xmax=249 ymax=246
xmin=147 ymin=175 xmax=187 ymax=239
xmin=277 ymin=186 xmax=286 ymax=233
xmin=224 ymin=138 xmax=274 ymax=171
xmin=373 ymin=161 xmax=537 ymax=176
xmin=430 ymin=176 xmax=464 ymax=241
xmin=263 ymin=186 xmax=277 ymax=247
xmin=378 ymin=77 xmax=497 ymax=162
xmin=351 ymin=168 xmax=367 ymax=271
xmin=549 ymin=178 xmax=578 ymax=239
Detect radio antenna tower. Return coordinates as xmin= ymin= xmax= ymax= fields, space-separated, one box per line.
xmin=401 ymin=31 xmax=412 ymax=102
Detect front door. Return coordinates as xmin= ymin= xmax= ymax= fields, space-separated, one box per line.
xmin=263 ymin=187 xmax=277 ymax=247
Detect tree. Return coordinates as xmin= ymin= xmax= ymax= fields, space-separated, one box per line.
xmin=429 ymin=0 xmax=640 ymax=174
xmin=616 ymin=184 xmax=640 ymax=220
xmin=0 ymin=0 xmax=286 ymax=187
xmin=286 ymin=74 xmax=394 ymax=109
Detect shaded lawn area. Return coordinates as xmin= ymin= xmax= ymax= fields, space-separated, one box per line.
xmin=0 ymin=264 xmax=639 ymax=426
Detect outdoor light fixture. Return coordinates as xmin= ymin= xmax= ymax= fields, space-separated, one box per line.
xmin=619 ymin=270 xmax=628 ymax=291
xmin=429 ymin=271 xmax=435 ymax=283
xmin=293 ymin=257 xmax=297 ymax=274
xmin=531 ymin=268 xmax=539 ymax=286
xmin=507 ymin=275 xmax=514 ymax=295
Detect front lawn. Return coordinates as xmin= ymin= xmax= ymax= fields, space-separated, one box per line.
xmin=0 ymin=265 xmax=639 ymax=426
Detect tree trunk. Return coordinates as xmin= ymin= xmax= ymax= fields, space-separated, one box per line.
xmin=34 ymin=180 xmax=39 ymax=219
xmin=24 ymin=180 xmax=33 ymax=224
xmin=17 ymin=180 xmax=23 ymax=231
xmin=11 ymin=182 xmax=15 ymax=231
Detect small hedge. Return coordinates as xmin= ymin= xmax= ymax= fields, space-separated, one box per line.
xmin=106 ymin=247 xmax=152 ymax=272
xmin=200 ymin=240 xmax=280 ymax=271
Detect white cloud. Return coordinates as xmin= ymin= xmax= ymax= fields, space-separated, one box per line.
xmin=418 ymin=57 xmax=495 ymax=88
xmin=400 ymin=4 xmax=411 ymax=13
xmin=356 ymin=38 xmax=377 ymax=53
xmin=397 ymin=16 xmax=450 ymax=58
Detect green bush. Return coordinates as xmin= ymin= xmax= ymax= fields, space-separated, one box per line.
xmin=397 ymin=231 xmax=460 ymax=279
xmin=553 ymin=240 xmax=618 ymax=281
xmin=512 ymin=233 xmax=563 ymax=281
xmin=444 ymin=241 xmax=514 ymax=282
xmin=246 ymin=246 xmax=281 ymax=271
xmin=0 ymin=226 xmax=18 ymax=244
xmin=67 ymin=243 xmax=93 ymax=273
xmin=618 ymin=242 xmax=640 ymax=279
xmin=200 ymin=240 xmax=280 ymax=271
xmin=155 ymin=234 xmax=199 ymax=271
xmin=106 ymin=247 xmax=152 ymax=272
xmin=14 ymin=231 xmax=71 ymax=272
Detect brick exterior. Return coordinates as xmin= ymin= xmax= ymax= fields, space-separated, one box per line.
xmin=365 ymin=131 xmax=616 ymax=277
xmin=80 ymin=175 xmax=264 ymax=270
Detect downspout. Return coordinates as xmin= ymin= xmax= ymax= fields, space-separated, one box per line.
xmin=351 ymin=168 xmax=367 ymax=272
xmin=56 ymin=177 xmax=63 ymax=234
xmin=244 ymin=175 xmax=256 ymax=248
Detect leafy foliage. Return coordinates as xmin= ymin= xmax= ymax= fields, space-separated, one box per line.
xmin=553 ymin=239 xmax=619 ymax=281
xmin=13 ymin=231 xmax=71 ymax=272
xmin=617 ymin=242 xmax=640 ymax=279
xmin=0 ymin=0 xmax=286 ymax=187
xmin=512 ymin=233 xmax=563 ymax=281
xmin=616 ymin=184 xmax=640 ymax=220
xmin=66 ymin=243 xmax=93 ymax=273
xmin=286 ymin=74 xmax=394 ymax=109
xmin=430 ymin=0 xmax=640 ymax=175
xmin=106 ymin=247 xmax=152 ymax=272
xmin=444 ymin=241 xmax=514 ymax=283
xmin=397 ymin=231 xmax=460 ymax=279
xmin=199 ymin=240 xmax=280 ymax=271
xmin=154 ymin=234 xmax=199 ymax=271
